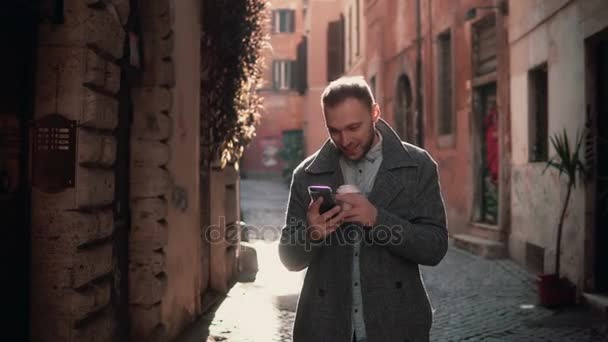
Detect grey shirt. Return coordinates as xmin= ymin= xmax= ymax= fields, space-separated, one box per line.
xmin=339 ymin=131 xmax=383 ymax=342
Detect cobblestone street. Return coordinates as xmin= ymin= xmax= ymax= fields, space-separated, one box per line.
xmin=182 ymin=177 xmax=608 ymax=342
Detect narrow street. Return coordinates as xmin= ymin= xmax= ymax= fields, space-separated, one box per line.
xmin=183 ymin=177 xmax=608 ymax=342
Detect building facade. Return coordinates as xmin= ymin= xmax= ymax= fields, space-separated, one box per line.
xmin=302 ymin=0 xmax=511 ymax=252
xmin=241 ymin=0 xmax=307 ymax=179
xmin=508 ymin=0 xmax=608 ymax=296
xmin=1 ymin=0 xmax=246 ymax=340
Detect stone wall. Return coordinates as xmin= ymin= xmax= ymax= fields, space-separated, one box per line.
xmin=129 ymin=0 xmax=174 ymax=340
xmin=30 ymin=1 xmax=126 ymax=340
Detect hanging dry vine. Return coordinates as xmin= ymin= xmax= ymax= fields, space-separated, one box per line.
xmin=201 ymin=0 xmax=269 ymax=168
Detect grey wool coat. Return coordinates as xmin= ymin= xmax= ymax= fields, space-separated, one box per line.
xmin=279 ymin=119 xmax=448 ymax=342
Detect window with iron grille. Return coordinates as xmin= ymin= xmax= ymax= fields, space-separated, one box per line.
xmin=272 ymin=9 xmax=295 ymax=33
xmin=529 ymin=63 xmax=548 ymax=162
xmin=437 ymin=30 xmax=453 ymax=136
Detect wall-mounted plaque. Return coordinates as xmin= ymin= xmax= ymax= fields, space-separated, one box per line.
xmin=31 ymin=114 xmax=76 ymax=193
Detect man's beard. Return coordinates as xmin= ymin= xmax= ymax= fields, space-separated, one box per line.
xmin=339 ymin=126 xmax=377 ymax=161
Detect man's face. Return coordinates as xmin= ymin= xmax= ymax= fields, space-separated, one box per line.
xmin=324 ymin=97 xmax=380 ymax=161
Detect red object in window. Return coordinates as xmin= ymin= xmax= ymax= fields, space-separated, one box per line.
xmin=484 ymin=106 xmax=499 ymax=184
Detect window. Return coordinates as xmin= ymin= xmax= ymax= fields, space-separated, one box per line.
xmin=437 ymin=30 xmax=454 ymax=136
xmin=273 ymin=60 xmax=294 ymax=90
xmin=472 ymin=16 xmax=497 ymax=77
xmin=529 ymin=63 xmax=548 ymax=162
xmin=272 ymin=9 xmax=295 ymax=33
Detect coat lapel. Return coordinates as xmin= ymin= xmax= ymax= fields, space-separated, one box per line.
xmin=305 ymin=119 xmax=418 ymax=208
xmin=368 ymin=119 xmax=418 ymax=208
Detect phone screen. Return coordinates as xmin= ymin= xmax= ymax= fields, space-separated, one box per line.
xmin=308 ymin=186 xmax=336 ymax=214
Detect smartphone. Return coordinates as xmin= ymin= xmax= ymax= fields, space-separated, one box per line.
xmin=308 ymin=185 xmax=337 ymax=214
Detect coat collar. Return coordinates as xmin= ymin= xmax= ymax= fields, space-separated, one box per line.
xmin=305 ymin=119 xmax=417 ymax=175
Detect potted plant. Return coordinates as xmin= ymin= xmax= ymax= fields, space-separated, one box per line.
xmin=537 ymin=129 xmax=586 ymax=307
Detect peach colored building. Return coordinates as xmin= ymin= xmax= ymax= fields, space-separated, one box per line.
xmin=241 ymin=0 xmax=307 ymax=178
xmin=303 ymin=0 xmax=512 ymax=256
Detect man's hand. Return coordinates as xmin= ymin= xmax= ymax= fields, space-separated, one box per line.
xmin=335 ymin=193 xmax=378 ymax=227
xmin=306 ymin=197 xmax=344 ymax=241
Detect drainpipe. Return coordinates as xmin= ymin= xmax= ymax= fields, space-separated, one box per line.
xmin=415 ymin=0 xmax=424 ymax=147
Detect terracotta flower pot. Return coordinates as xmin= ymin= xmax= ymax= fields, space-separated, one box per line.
xmin=537 ymin=274 xmax=576 ymax=307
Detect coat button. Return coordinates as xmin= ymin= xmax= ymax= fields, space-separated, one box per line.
xmin=318 ymin=289 xmax=325 ymax=297
xmin=396 ymin=281 xmax=402 ymax=289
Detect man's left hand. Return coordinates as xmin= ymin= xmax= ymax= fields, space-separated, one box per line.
xmin=335 ymin=193 xmax=378 ymax=227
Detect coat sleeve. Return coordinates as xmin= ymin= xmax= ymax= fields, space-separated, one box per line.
xmin=372 ymin=152 xmax=448 ymax=266
xmin=278 ymin=171 xmax=322 ymax=271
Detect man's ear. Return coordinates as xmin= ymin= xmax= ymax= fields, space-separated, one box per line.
xmin=371 ymin=103 xmax=381 ymax=123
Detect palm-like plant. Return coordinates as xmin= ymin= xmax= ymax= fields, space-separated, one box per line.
xmin=543 ymin=129 xmax=586 ymax=277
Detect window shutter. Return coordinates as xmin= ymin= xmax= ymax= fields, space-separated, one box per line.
xmin=290 ymin=60 xmax=298 ymax=90
xmin=271 ymin=10 xmax=277 ymax=33
xmin=272 ymin=61 xmax=278 ymax=90
xmin=326 ymin=16 xmax=345 ymax=82
xmin=295 ymin=37 xmax=308 ymax=94
xmin=289 ymin=10 xmax=295 ymax=32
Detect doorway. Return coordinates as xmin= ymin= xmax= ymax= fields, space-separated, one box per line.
xmin=0 ymin=2 xmax=38 ymax=339
xmin=587 ymin=28 xmax=608 ymax=293
xmin=473 ymin=84 xmax=499 ymax=225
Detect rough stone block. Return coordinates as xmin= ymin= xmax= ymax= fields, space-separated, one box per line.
xmin=143 ymin=33 xmax=174 ymax=62
xmin=131 ymin=140 xmax=170 ymax=167
xmin=140 ymin=0 xmax=170 ymax=18
xmin=129 ymin=270 xmax=167 ymax=305
xmin=35 ymin=47 xmax=87 ymax=119
xmin=79 ymin=130 xmax=117 ymax=167
xmin=106 ymin=60 xmax=121 ymax=94
xmin=130 ymin=166 xmax=171 ymax=199
xmin=131 ymin=217 xmax=168 ymax=250
xmin=39 ymin=2 xmax=125 ymax=59
xmin=84 ymin=49 xmax=122 ymax=95
xmin=132 ymin=111 xmax=172 ymax=141
xmin=71 ymin=243 xmax=113 ymax=288
xmin=82 ymin=89 xmax=119 ymax=130
xmin=71 ymin=279 xmax=112 ymax=319
xmin=132 ymin=86 xmax=172 ymax=113
xmin=130 ymin=246 xmax=166 ymax=276
xmin=32 ymin=209 xmax=113 ymax=249
xmin=110 ymin=0 xmax=131 ymax=26
xmin=130 ymin=303 xmax=162 ymax=341
xmin=141 ymin=59 xmax=175 ymax=87
xmin=141 ymin=12 xmax=172 ymax=39
xmin=131 ymin=198 xmax=168 ymax=221
xmin=76 ymin=167 xmax=115 ymax=208
xmin=72 ymin=309 xmax=115 ymax=341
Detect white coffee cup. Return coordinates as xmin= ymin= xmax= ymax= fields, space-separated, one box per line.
xmin=336 ymin=184 xmax=361 ymax=211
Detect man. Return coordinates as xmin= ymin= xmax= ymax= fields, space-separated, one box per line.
xmin=279 ymin=76 xmax=448 ymax=342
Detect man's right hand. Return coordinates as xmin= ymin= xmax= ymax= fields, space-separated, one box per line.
xmin=306 ymin=197 xmax=344 ymax=241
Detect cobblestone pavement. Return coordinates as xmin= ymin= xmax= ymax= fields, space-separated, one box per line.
xmin=185 ymin=177 xmax=608 ymax=342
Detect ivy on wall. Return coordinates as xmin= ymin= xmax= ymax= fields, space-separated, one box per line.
xmin=201 ymin=0 xmax=269 ymax=168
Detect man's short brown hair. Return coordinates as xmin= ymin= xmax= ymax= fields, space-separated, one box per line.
xmin=321 ymin=76 xmax=375 ymax=114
